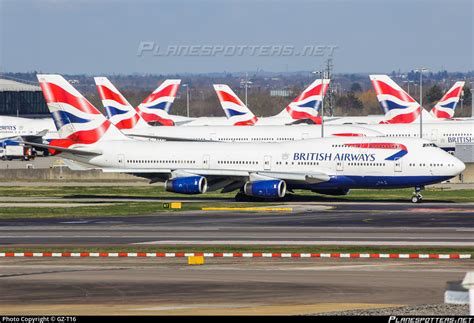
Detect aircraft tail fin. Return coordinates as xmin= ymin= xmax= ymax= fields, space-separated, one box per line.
xmin=431 ymin=81 xmax=465 ymax=119
xmin=94 ymin=77 xmax=149 ymax=129
xmin=370 ymin=75 xmax=421 ymax=124
xmin=281 ymin=79 xmax=330 ymax=124
xmin=136 ymin=79 xmax=181 ymax=126
xmin=37 ymin=74 xmax=129 ymax=149
xmin=213 ymin=84 xmax=258 ymax=126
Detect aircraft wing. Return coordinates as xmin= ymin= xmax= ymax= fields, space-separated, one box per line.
xmin=1 ymin=129 xmax=49 ymax=143
xmin=22 ymin=141 xmax=102 ymax=156
xmin=102 ymin=168 xmax=329 ymax=184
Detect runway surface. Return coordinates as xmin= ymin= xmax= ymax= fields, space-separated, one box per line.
xmin=1 ymin=202 xmax=473 ymax=246
xmin=1 ymin=200 xmax=472 ymax=315
xmin=0 ymin=257 xmax=470 ymax=315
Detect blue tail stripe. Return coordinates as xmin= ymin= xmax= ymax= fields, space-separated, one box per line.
xmin=440 ymin=101 xmax=456 ymax=110
xmin=297 ymin=100 xmax=320 ymax=109
xmin=225 ymin=108 xmax=247 ymax=117
xmin=51 ymin=110 xmax=90 ymax=129
xmin=105 ymin=106 xmax=128 ymax=117
xmin=147 ymin=102 xmax=169 ymax=111
xmin=381 ymin=100 xmax=409 ymax=111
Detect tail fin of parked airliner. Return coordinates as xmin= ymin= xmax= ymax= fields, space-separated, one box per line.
xmin=277 ymin=79 xmax=330 ymax=124
xmin=370 ymin=75 xmax=424 ymax=124
xmin=37 ymin=74 xmax=129 ymax=148
xmin=213 ymin=84 xmax=258 ymax=125
xmin=135 ymin=80 xmax=181 ymax=126
xmin=94 ymin=77 xmax=150 ymax=130
xmin=430 ymin=81 xmax=465 ymax=119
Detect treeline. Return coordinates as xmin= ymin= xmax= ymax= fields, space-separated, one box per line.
xmin=3 ymin=72 xmax=472 ymax=117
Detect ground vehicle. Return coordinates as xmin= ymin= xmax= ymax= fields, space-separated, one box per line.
xmin=0 ymin=142 xmax=36 ymax=161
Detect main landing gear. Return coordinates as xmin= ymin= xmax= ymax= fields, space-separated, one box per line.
xmin=411 ymin=186 xmax=424 ymax=203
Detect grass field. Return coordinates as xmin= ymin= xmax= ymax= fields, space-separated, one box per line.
xmin=0 ymin=186 xmax=473 ymax=219
xmin=0 ymin=185 xmax=473 ymax=201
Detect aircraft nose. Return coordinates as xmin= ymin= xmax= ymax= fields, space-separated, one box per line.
xmin=453 ymin=156 xmax=466 ymax=175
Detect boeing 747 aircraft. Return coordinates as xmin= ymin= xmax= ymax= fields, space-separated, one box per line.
xmin=28 ymin=74 xmax=465 ymax=203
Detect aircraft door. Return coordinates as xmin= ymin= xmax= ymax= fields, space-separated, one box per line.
xmin=430 ymin=129 xmax=438 ymax=142
xmin=394 ymin=157 xmax=402 ymax=172
xmin=264 ymin=155 xmax=272 ymax=170
xmin=203 ymin=154 xmax=210 ymax=169
xmin=117 ymin=154 xmax=125 ymax=167
xmin=336 ymin=161 xmax=344 ymax=174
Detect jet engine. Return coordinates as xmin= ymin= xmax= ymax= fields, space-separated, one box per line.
xmin=243 ymin=180 xmax=286 ymax=198
xmin=165 ymin=176 xmax=207 ymax=194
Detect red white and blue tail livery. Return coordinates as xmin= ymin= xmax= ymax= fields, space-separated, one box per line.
xmin=136 ymin=80 xmax=180 ymax=126
xmin=95 ymin=77 xmax=149 ymax=130
xmin=430 ymin=81 xmax=465 ymax=119
xmin=370 ymin=75 xmax=421 ymax=124
xmin=213 ymin=85 xmax=258 ymax=126
xmin=285 ymin=79 xmax=330 ymax=124
xmin=37 ymin=74 xmax=127 ymax=149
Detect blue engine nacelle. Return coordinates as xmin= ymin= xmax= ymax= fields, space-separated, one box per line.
xmin=165 ymin=176 xmax=207 ymax=194
xmin=243 ymin=180 xmax=286 ymax=198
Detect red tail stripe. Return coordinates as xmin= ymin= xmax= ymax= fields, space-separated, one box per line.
xmin=216 ymin=90 xmax=243 ymax=106
xmin=96 ymin=85 xmax=128 ymax=106
xmin=372 ymin=80 xmax=415 ymax=103
xmin=136 ymin=109 xmax=174 ymax=126
xmin=233 ymin=116 xmax=258 ymax=126
xmin=296 ymin=83 xmax=327 ymax=102
xmin=441 ymin=87 xmax=463 ymax=101
xmin=40 ymin=82 xmax=100 ymax=115
xmin=114 ymin=114 xmax=140 ymax=130
xmin=142 ymin=84 xmax=179 ymax=104
xmin=286 ymin=106 xmax=322 ymax=124
xmin=67 ymin=120 xmax=111 ymax=144
xmin=379 ymin=107 xmax=421 ymax=124
xmin=49 ymin=121 xmax=110 ymax=148
xmin=431 ymin=108 xmax=452 ymax=119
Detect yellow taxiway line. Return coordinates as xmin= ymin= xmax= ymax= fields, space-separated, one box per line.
xmin=201 ymin=207 xmax=292 ymax=212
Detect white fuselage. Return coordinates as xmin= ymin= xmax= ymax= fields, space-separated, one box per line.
xmin=0 ymin=116 xmax=59 ymax=140
xmin=353 ymin=121 xmax=474 ymax=151
xmin=121 ymin=120 xmax=473 ymax=151
xmin=121 ymin=124 xmax=383 ymax=142
xmin=64 ymin=136 xmax=464 ymax=191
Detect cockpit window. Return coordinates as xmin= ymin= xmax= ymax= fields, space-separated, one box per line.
xmin=423 ymin=143 xmax=437 ymax=147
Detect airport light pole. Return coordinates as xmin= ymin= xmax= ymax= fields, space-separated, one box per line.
xmin=183 ymin=84 xmax=190 ymax=117
xmin=471 ymin=80 xmax=474 ymax=118
xmin=313 ymin=70 xmax=325 ymax=137
xmin=405 ymin=80 xmax=414 ymax=96
xmin=240 ymin=73 xmax=252 ymax=106
xmin=415 ymin=68 xmax=428 ymax=138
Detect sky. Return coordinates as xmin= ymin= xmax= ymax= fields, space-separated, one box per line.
xmin=1 ymin=0 xmax=472 ymax=74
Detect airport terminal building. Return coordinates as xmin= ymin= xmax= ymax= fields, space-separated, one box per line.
xmin=0 ymin=78 xmax=48 ymax=116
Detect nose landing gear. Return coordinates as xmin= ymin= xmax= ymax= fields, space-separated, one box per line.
xmin=411 ymin=186 xmax=424 ymax=203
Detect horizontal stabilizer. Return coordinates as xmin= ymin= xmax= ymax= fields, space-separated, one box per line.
xmin=127 ymin=134 xmax=218 ymax=142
